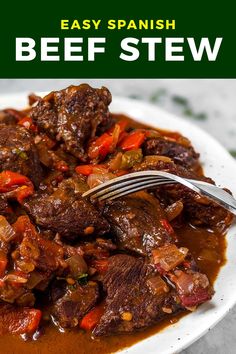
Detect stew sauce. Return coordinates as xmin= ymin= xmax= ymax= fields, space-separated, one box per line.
xmin=0 ymin=225 xmax=226 ymax=354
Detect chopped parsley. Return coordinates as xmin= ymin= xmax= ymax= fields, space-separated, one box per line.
xmin=171 ymin=95 xmax=207 ymax=121
xmin=172 ymin=95 xmax=188 ymax=106
xmin=150 ymin=89 xmax=166 ymax=103
xmin=229 ymin=150 xmax=236 ymax=158
xmin=14 ymin=148 xmax=28 ymax=160
xmin=183 ymin=108 xmax=207 ymax=121
xmin=78 ymin=273 xmax=88 ymax=286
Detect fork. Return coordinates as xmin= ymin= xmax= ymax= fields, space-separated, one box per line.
xmin=82 ymin=171 xmax=236 ymax=215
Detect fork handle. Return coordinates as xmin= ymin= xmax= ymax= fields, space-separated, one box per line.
xmin=187 ymin=179 xmax=236 ymax=215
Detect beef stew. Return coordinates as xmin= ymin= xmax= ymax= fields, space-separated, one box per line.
xmin=0 ymin=84 xmax=232 ymax=353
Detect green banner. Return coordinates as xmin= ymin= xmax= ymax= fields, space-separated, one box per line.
xmin=0 ymin=1 xmax=235 ymax=78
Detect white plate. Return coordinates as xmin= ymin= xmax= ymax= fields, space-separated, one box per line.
xmin=0 ymin=93 xmax=236 ymax=354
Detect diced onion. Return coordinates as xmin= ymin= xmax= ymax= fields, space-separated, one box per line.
xmin=16 ymin=260 xmax=35 ymax=273
xmin=3 ymin=274 xmax=28 ymax=283
xmin=27 ymin=272 xmax=44 ymax=289
xmin=145 ymin=155 xmax=172 ymax=163
xmin=0 ymin=216 xmax=16 ymax=242
xmin=165 ymin=201 xmax=184 ymax=221
xmin=152 ymin=244 xmax=188 ymax=272
xmin=146 ymin=275 xmax=169 ymax=295
xmin=66 ymin=255 xmax=88 ymax=277
xmin=87 ymin=172 xmax=115 ymax=189
xmin=109 ymin=152 xmax=123 ymax=171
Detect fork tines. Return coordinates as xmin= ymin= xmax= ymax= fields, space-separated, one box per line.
xmin=82 ymin=170 xmax=236 ymax=215
xmin=82 ymin=171 xmax=176 ymax=201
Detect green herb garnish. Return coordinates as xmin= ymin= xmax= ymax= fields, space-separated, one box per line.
xmin=150 ymin=89 xmax=166 ymax=103
xmin=172 ymin=95 xmax=188 ymax=106
xmin=78 ymin=273 xmax=88 ymax=286
xmin=229 ymin=150 xmax=236 ymax=158
xmin=14 ymin=148 xmax=28 ymax=160
xmin=172 ymin=95 xmax=207 ymax=121
xmin=183 ymin=108 xmax=193 ymax=117
xmin=195 ymin=112 xmax=207 ymax=121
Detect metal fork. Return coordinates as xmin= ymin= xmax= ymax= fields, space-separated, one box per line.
xmin=82 ymin=171 xmax=236 ymax=215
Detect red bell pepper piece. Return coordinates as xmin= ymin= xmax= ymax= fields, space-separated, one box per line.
xmin=160 ymin=219 xmax=174 ymax=234
xmin=75 ymin=164 xmax=107 ymax=176
xmin=119 ymin=131 xmax=145 ymax=151
xmin=182 ymin=259 xmax=192 ymax=269
xmin=0 ymin=171 xmax=34 ymax=203
xmin=24 ymin=309 xmax=42 ymax=333
xmin=0 ymin=171 xmax=32 ymax=193
xmin=108 ymin=120 xmax=128 ymax=134
xmin=16 ymin=185 xmax=34 ymax=204
xmin=18 ymin=116 xmax=38 ymax=133
xmin=115 ymin=170 xmax=128 ymax=177
xmin=88 ymin=122 xmax=124 ymax=161
xmin=0 ymin=280 xmax=4 ymax=288
xmin=118 ymin=131 xmax=128 ymax=144
xmin=75 ymin=165 xmax=94 ymax=176
xmin=88 ymin=133 xmax=114 ymax=160
xmin=0 ymin=307 xmax=42 ymax=335
xmin=80 ymin=304 xmax=104 ymax=331
xmin=18 ymin=116 xmax=33 ymax=129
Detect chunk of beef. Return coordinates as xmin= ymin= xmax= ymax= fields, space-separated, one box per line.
xmin=31 ymin=84 xmax=113 ymax=160
xmin=168 ymin=187 xmax=232 ymax=230
xmin=24 ymin=177 xmax=110 ymax=240
xmin=133 ymin=156 xmax=209 ymax=181
xmin=133 ymin=157 xmax=232 ymax=230
xmin=0 ymin=108 xmax=28 ymax=125
xmin=0 ymin=125 xmax=43 ymax=187
xmin=143 ymin=137 xmax=200 ymax=172
xmin=103 ymin=191 xmax=173 ymax=256
xmin=93 ymin=254 xmax=180 ymax=336
xmin=28 ymin=93 xmax=41 ymax=106
xmin=0 ymin=110 xmax=17 ymax=125
xmin=52 ymin=281 xmax=99 ymax=328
